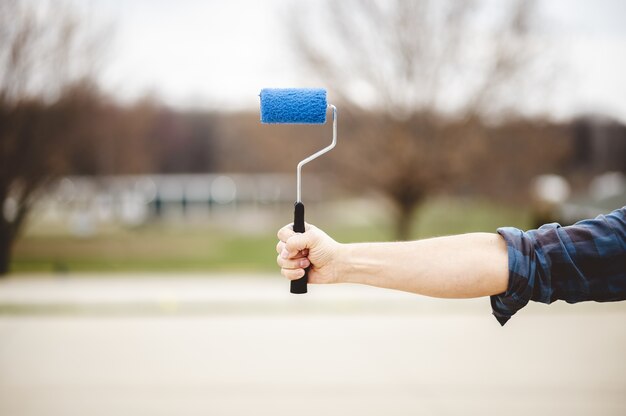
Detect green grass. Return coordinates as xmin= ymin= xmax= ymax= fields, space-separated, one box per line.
xmin=412 ymin=197 xmax=532 ymax=238
xmin=10 ymin=198 xmax=532 ymax=274
xmin=11 ymin=225 xmax=280 ymax=273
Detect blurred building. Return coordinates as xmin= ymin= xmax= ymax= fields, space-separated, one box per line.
xmin=572 ymin=116 xmax=626 ymax=173
xmin=32 ymin=174 xmax=325 ymax=236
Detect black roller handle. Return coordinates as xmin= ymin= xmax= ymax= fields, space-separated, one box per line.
xmin=291 ymin=201 xmax=308 ymax=294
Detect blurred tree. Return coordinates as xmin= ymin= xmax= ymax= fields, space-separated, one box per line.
xmin=79 ymin=98 xmax=161 ymax=175
xmin=0 ymin=0 xmax=105 ymax=274
xmin=215 ymin=112 xmax=331 ymax=174
xmin=290 ymin=0 xmax=550 ymax=239
xmin=467 ymin=119 xmax=571 ymax=199
xmin=152 ymin=110 xmax=217 ymax=173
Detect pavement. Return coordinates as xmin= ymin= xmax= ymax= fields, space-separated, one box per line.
xmin=0 ymin=274 xmax=625 ymax=416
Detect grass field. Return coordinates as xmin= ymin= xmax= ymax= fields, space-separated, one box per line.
xmin=10 ymin=197 xmax=532 ymax=274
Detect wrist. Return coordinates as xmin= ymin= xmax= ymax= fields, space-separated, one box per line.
xmin=330 ymin=242 xmax=352 ymax=284
xmin=335 ymin=242 xmax=389 ymax=286
xmin=333 ymin=242 xmax=367 ymax=284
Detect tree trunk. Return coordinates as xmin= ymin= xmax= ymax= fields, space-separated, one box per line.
xmin=0 ymin=201 xmax=27 ymax=276
xmin=0 ymin=222 xmax=12 ymax=276
xmin=394 ymin=202 xmax=416 ymax=241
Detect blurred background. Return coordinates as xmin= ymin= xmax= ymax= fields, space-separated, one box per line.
xmin=0 ymin=0 xmax=624 ymax=415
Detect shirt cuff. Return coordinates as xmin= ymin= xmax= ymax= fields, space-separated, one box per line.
xmin=490 ymin=227 xmax=537 ymax=326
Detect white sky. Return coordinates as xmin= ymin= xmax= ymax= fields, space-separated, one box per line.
xmin=91 ymin=0 xmax=626 ymax=122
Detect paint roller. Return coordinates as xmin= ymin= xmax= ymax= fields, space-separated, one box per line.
xmin=259 ymin=88 xmax=338 ymax=294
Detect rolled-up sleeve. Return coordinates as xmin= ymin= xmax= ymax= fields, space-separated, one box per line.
xmin=491 ymin=206 xmax=626 ymax=326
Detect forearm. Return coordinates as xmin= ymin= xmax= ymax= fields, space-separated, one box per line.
xmin=336 ymin=233 xmax=509 ymax=298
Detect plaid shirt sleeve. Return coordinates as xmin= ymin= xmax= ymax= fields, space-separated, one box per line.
xmin=490 ymin=206 xmax=626 ymax=326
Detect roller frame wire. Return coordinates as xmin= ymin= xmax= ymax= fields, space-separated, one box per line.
xmin=292 ymin=104 xmax=337 ymax=294
xmin=296 ymin=105 xmax=337 ymax=203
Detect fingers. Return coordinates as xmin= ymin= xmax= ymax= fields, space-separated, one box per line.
xmin=276 ymin=254 xmax=310 ymax=268
xmin=276 ymin=254 xmax=310 ymax=281
xmin=277 ymin=223 xmax=295 ymax=243
xmin=276 ymin=222 xmax=316 ymax=280
xmin=276 ymin=222 xmax=312 ymax=259
xmin=275 ymin=241 xmax=308 ymax=258
xmin=281 ymin=267 xmax=306 ymax=281
xmin=282 ymin=233 xmax=314 ymax=259
xmin=276 ymin=254 xmax=310 ymax=270
xmin=277 ymin=222 xmax=314 ymax=243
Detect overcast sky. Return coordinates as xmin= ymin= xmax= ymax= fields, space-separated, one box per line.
xmin=91 ymin=0 xmax=626 ymax=122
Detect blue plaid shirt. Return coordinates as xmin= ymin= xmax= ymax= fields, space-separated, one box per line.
xmin=491 ymin=206 xmax=626 ymax=325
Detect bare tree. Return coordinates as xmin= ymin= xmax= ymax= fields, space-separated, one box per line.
xmin=289 ymin=0 xmax=546 ymax=239
xmin=0 ymin=0 xmax=105 ymax=274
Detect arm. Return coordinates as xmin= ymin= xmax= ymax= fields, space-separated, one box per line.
xmin=276 ymin=224 xmax=509 ymax=298
xmin=277 ymin=207 xmax=626 ymax=325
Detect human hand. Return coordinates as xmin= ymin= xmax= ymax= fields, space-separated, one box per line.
xmin=276 ymin=223 xmax=342 ymax=284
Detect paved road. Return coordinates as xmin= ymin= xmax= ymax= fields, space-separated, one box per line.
xmin=0 ymin=274 xmax=625 ymax=416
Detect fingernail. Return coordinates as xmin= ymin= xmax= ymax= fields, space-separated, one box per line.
xmin=299 ymin=259 xmax=309 ymax=268
xmin=281 ymin=249 xmax=289 ymax=259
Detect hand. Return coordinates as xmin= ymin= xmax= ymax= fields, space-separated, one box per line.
xmin=276 ymin=223 xmax=342 ymax=284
